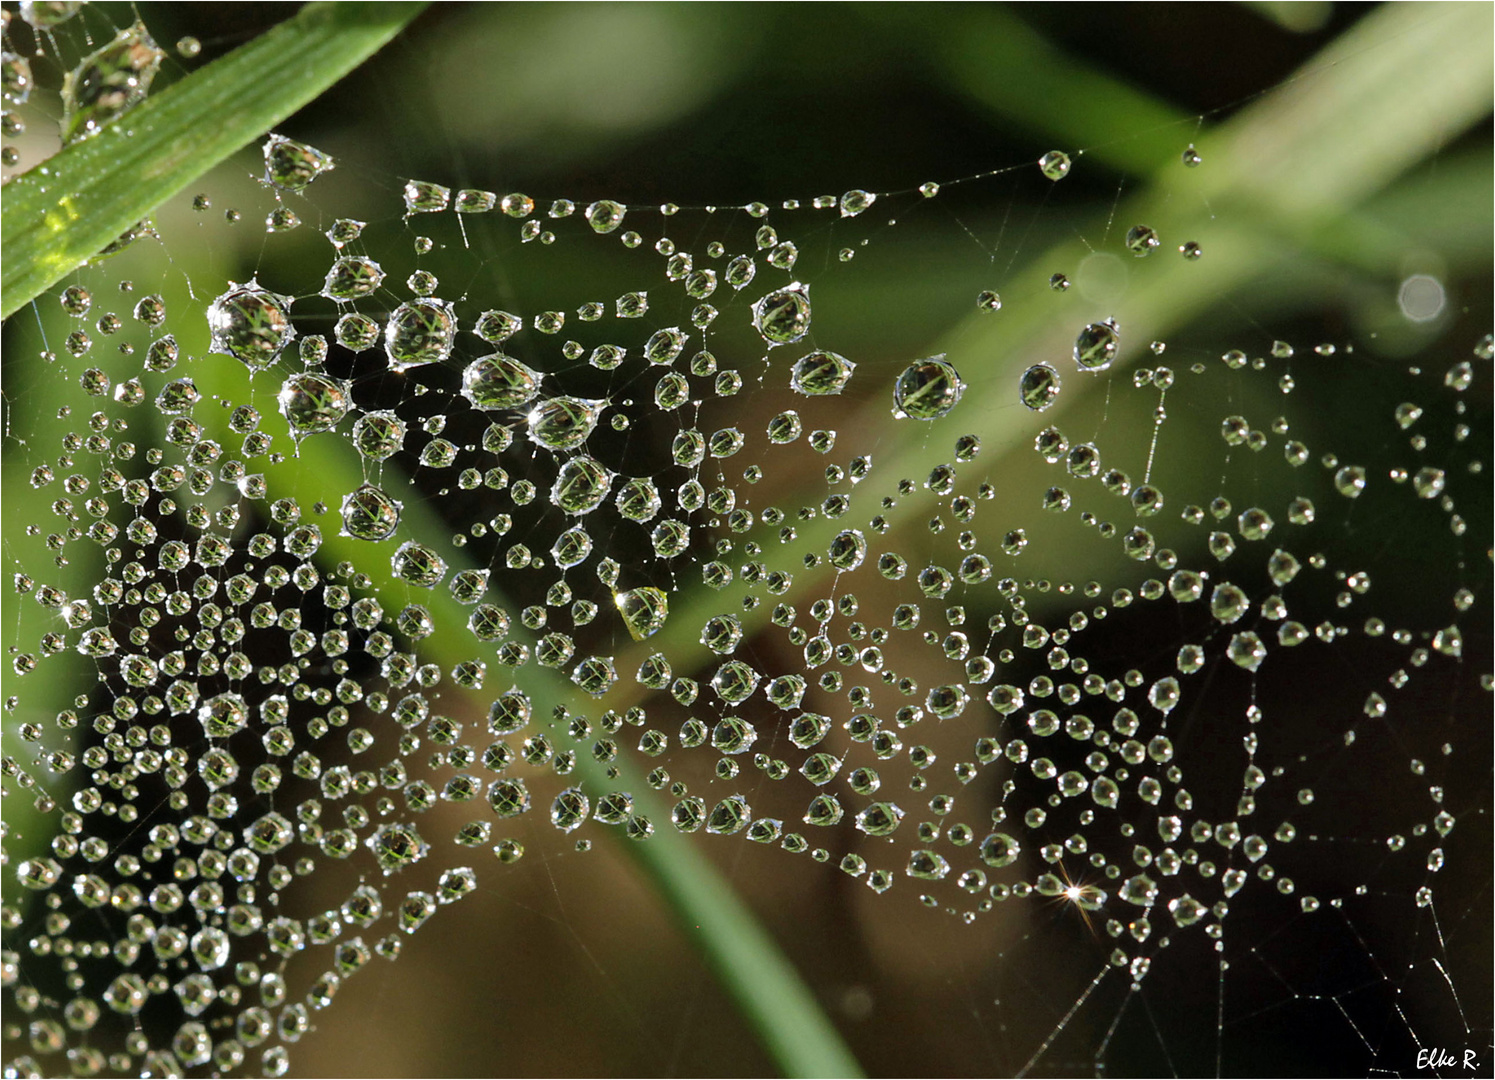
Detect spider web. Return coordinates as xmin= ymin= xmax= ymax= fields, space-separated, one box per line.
xmin=2 ymin=4 xmax=1491 ymax=1077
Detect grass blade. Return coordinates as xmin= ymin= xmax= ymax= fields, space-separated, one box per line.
xmin=1 ymin=1 xmax=427 ymax=319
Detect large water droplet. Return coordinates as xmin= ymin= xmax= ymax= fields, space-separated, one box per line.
xmin=892 ymin=356 xmax=964 ymax=420
xmin=321 ymin=255 xmax=383 ymax=300
xmin=263 ymin=134 xmax=334 ymax=191
xmin=1019 ymin=364 xmax=1061 ymax=410
xmin=789 ymin=350 xmax=856 ymax=395
xmin=752 ymin=283 xmax=811 ymax=345
xmin=392 ymin=542 xmax=448 ymax=587
xmin=839 ymin=189 xmax=875 ymax=217
xmin=340 ymin=484 xmax=402 ymax=541
xmin=550 ymin=455 xmax=613 ymax=515
xmin=528 ymin=396 xmax=603 ymax=450
xmin=462 ymin=354 xmax=542 ymax=411
xmin=352 ymin=410 xmax=406 ymax=461
xmin=368 ymin=822 xmax=428 ymax=874
xmin=385 ymin=298 xmax=457 ymax=371
xmin=586 ymin=199 xmax=626 ymax=234
xmin=616 ymin=587 xmax=669 ymax=641
xmin=198 ymin=691 xmax=249 ymax=739
xmin=827 ymin=529 xmax=867 ymax=571
xmin=1125 ymin=224 xmax=1160 ymax=257
xmin=1074 ymin=319 xmax=1120 ymax=371
xmin=615 ymin=477 xmax=662 ymax=522
xmin=278 ymin=373 xmax=351 ymax=437
xmin=644 ymin=327 xmax=687 ymax=365
xmin=853 ymin=801 xmax=904 ymax=837
xmin=60 ymin=21 xmax=163 ymax=144
xmin=551 ymin=789 xmax=590 ymax=832
xmin=1 ymin=51 xmax=32 ymax=106
xmin=207 ymin=281 xmax=294 ymax=369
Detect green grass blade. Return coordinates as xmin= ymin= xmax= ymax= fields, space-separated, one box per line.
xmin=0 ymin=1 xmax=427 ymax=320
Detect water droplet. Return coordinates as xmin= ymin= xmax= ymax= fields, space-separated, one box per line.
xmin=615 ymin=477 xmax=662 ymax=522
xmin=616 ymin=587 xmax=669 ymax=641
xmin=263 ymin=134 xmax=333 ymax=191
xmin=644 ymin=327 xmax=687 ymax=365
xmin=1074 ymin=319 xmax=1120 ymax=370
xmin=1125 ymin=225 xmax=1160 ymax=257
xmin=321 ymin=255 xmax=384 ymax=300
xmin=352 ymin=411 xmax=406 ymax=461
xmin=404 ymin=180 xmax=450 ymax=214
xmin=550 ymin=455 xmax=613 ymax=515
xmin=1228 ymin=631 xmax=1267 ymax=671
xmin=528 ymin=396 xmax=604 ymax=450
xmin=753 ymin=283 xmax=812 ymax=345
xmin=462 ymin=354 xmax=542 ymax=411
xmin=1049 ymin=273 xmax=1070 ymax=291
xmin=1019 ymin=364 xmax=1061 ymax=410
xmin=893 ymin=356 xmax=964 ymax=420
xmin=767 ymin=411 xmax=802 ymax=443
xmin=839 ymin=189 xmax=875 ymax=217
xmin=854 ymin=801 xmax=904 ymax=837
xmin=385 ymin=298 xmax=457 ymax=371
xmin=1412 ymin=466 xmax=1445 ymax=499
xmin=828 ymin=529 xmax=867 ymax=571
xmin=368 ymin=822 xmax=429 ymax=874
xmin=1038 ymin=150 xmax=1072 ymax=180
xmin=278 ymin=373 xmax=351 ymax=438
xmin=20 ymin=2 xmax=83 ymax=29
xmin=586 ymin=199 xmax=626 ymax=234
xmin=61 ymin=22 xmax=163 ymax=144
xmin=1334 ymin=466 xmax=1367 ymax=499
xmin=1 ymin=51 xmax=32 ymax=106
xmin=725 ymin=255 xmax=756 ymax=290
xmin=790 ymin=350 xmax=856 ymax=395
xmin=340 ymin=484 xmax=402 ymax=541
xmin=198 ymin=691 xmax=249 ymax=738
xmin=207 ymin=281 xmax=294 ymax=369
xmin=1182 ymin=144 xmax=1202 ymax=167
xmin=976 ymin=290 xmax=1002 ymax=312
xmin=392 ymin=541 xmax=447 ymax=587
xmin=1210 ymin=583 xmax=1249 ymax=624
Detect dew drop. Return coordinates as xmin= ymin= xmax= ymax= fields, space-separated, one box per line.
xmin=1074 ymin=319 xmax=1120 ymax=370
xmin=263 ymin=135 xmax=334 ymax=192
xmin=60 ymin=22 xmax=163 ymax=144
xmin=385 ymin=298 xmax=457 ymax=371
xmin=207 ymin=281 xmax=294 ymax=369
xmin=1038 ymin=150 xmax=1071 ymax=180
xmin=790 ymin=350 xmax=856 ymax=396
xmin=1125 ymin=225 xmax=1160 ymax=257
xmin=893 ymin=356 xmax=964 ymax=420
xmin=321 ymin=256 xmax=384 ymax=301
xmin=278 ymin=373 xmax=351 ymax=438
xmin=586 ymin=199 xmax=627 ymax=234
xmin=462 ymin=355 xmax=542 ymax=411
xmin=340 ymin=484 xmax=402 ymax=542
xmin=753 ymin=283 xmax=812 ymax=345
xmin=1019 ymin=364 xmax=1061 ymax=411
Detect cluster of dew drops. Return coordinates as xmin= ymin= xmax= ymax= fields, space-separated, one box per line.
xmin=3 ymin=7 xmax=1493 ymax=1078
